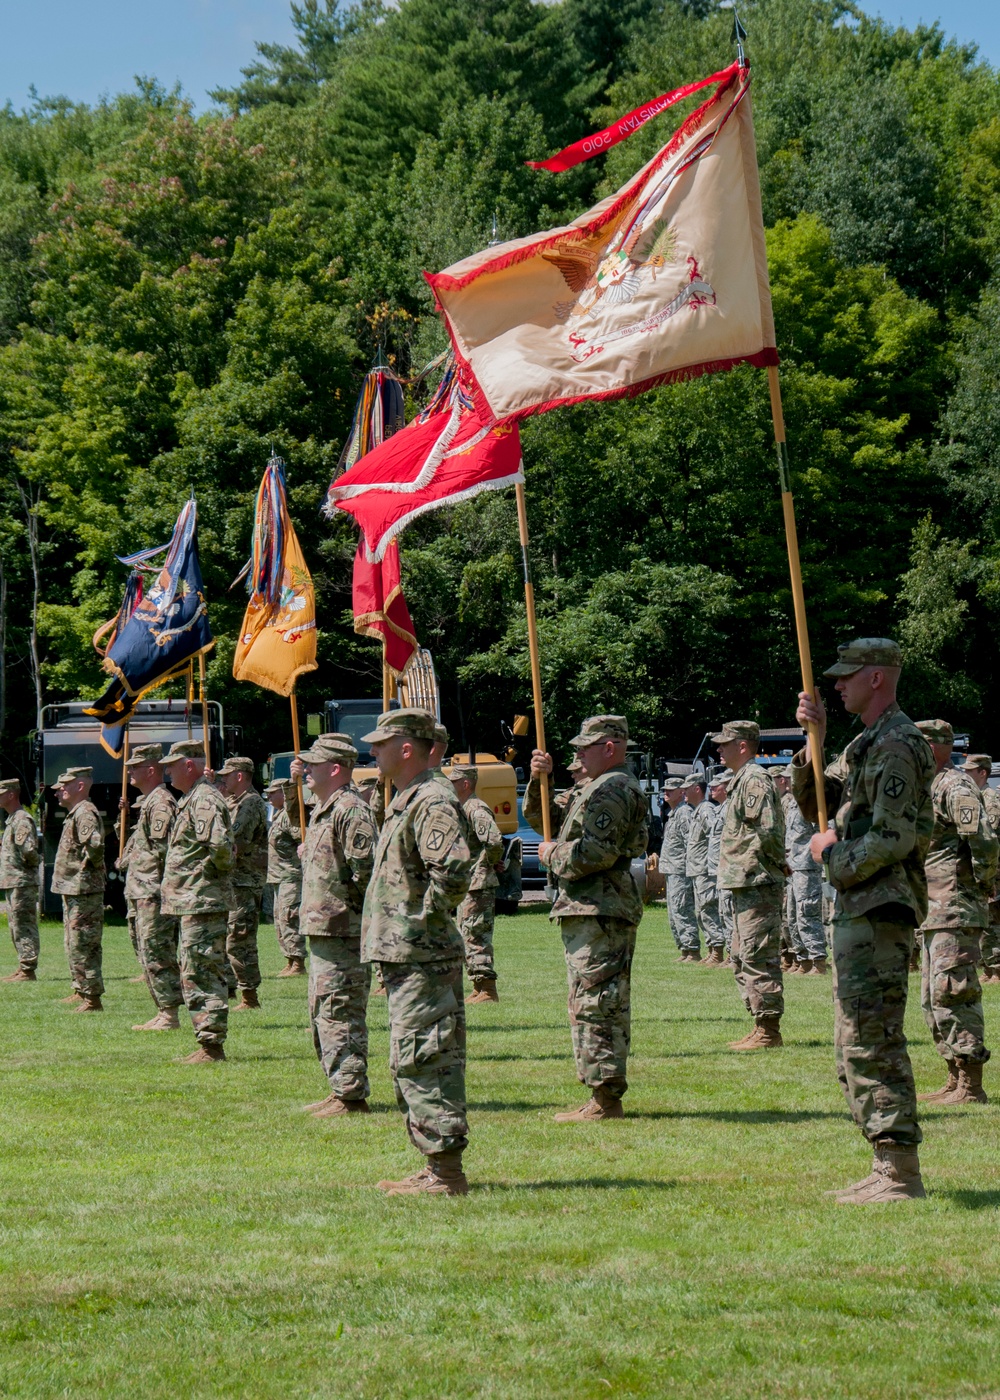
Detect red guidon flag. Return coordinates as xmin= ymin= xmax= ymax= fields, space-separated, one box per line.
xmin=352 ymin=541 xmax=418 ymax=678
xmin=426 ymin=64 xmax=777 ymax=422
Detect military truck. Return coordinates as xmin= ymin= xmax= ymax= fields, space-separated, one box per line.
xmin=36 ymin=699 xmax=231 ymax=915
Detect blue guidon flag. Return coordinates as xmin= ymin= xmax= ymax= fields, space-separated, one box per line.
xmin=84 ymin=498 xmax=214 ymax=755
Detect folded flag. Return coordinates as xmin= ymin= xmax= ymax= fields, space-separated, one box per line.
xmin=426 ymin=63 xmax=776 ymax=422
xmin=85 ymin=498 xmax=214 ymax=755
xmin=232 ymin=455 xmax=318 ymax=697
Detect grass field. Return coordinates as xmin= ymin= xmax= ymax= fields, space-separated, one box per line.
xmin=1 ymin=908 xmax=999 ymax=1399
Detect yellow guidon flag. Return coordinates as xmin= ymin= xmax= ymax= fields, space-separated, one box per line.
xmin=232 ymin=455 xmax=317 ymax=697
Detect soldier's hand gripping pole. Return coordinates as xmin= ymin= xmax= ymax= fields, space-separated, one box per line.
xmin=767 ymin=366 xmax=828 ymax=831
xmin=515 ymin=481 xmax=551 ymax=840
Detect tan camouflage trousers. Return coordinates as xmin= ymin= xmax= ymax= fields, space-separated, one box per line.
xmin=274 ymin=878 xmax=305 ymax=961
xmin=226 ymin=888 xmax=262 ymax=992
xmin=920 ymin=927 xmax=989 ymax=1064
xmin=309 ymin=935 xmax=371 ymax=1100
xmin=459 ymin=887 xmax=497 ymax=982
xmin=126 ymin=901 xmax=141 ymax=965
xmin=62 ymin=893 xmax=104 ymax=998
xmin=788 ymin=868 xmax=827 ymax=963
xmin=730 ymin=885 xmax=784 ymax=1023
xmin=383 ymin=958 xmax=468 ymax=1157
xmin=981 ymin=904 xmax=1000 ymax=974
xmin=832 ymin=911 xmax=920 ymax=1146
xmin=693 ymin=874 xmax=724 ymax=949
xmin=718 ymin=886 xmax=734 ymax=955
xmin=561 ymin=915 xmax=636 ymax=1100
xmin=134 ymin=895 xmax=182 ymax=1010
xmin=6 ymin=885 xmax=39 ymax=970
xmin=179 ymin=912 xmax=229 ymax=1047
xmin=666 ymin=874 xmax=699 ymax=952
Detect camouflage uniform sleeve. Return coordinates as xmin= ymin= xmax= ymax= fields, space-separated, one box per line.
xmin=413 ymin=797 xmax=473 ymax=913
xmin=205 ymin=799 xmax=235 ymax=876
xmin=744 ymin=780 xmax=786 ymax=871
xmin=790 ymin=747 xmax=847 ymax=826
xmin=78 ymin=808 xmax=105 ymax=867
xmin=15 ymin=815 xmax=39 ymax=868
xmin=546 ymin=783 xmax=628 ymax=881
xmin=341 ymin=802 xmax=378 ymax=898
xmin=948 ymin=783 xmax=1000 ymax=892
xmin=827 ymin=742 xmax=921 ymax=891
xmin=523 ymin=774 xmax=560 ymax=836
xmin=231 ymin=798 xmax=257 ymax=856
xmin=474 ymin=805 xmax=504 ymax=865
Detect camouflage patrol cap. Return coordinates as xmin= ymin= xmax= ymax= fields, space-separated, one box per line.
xmin=160 ymin=739 xmax=208 ymax=767
xmin=680 ymin=774 xmax=706 ymax=790
xmin=661 ymin=777 xmax=686 ymax=791
xmin=915 ymin=719 xmax=954 ymax=746
xmin=448 ymin=764 xmax=477 ymax=784
xmin=299 ymin=731 xmax=359 ymax=766
xmin=0 ymin=778 xmax=20 ymax=795
xmin=568 ymin=715 xmax=628 ymax=748
xmin=823 ymin=637 xmax=903 ymax=678
xmin=963 ymin=753 xmax=993 ymax=772
xmin=361 ymin=708 xmax=437 ymax=745
xmin=50 ymin=766 xmax=93 ymax=787
xmin=710 ymin=720 xmax=760 ymax=746
xmin=265 ymin=779 xmax=285 ymax=795
xmin=433 ymin=722 xmax=448 ymax=747
xmin=709 ymin=771 xmax=733 ymax=790
xmin=567 ymin=757 xmax=583 ymax=773
xmin=217 ymin=756 xmax=254 ymax=777
xmin=125 ymin=742 xmax=163 ymax=768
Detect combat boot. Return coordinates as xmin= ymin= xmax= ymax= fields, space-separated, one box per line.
xmin=179 ymin=1043 xmax=226 ymax=1064
xmin=129 ymin=974 xmax=147 ymax=984
xmin=372 ymin=985 xmax=387 ymax=997
xmin=233 ymin=988 xmax=261 ymax=1011
xmin=313 ymin=1097 xmax=370 ymax=1118
xmin=917 ymin=1064 xmax=959 ymax=1102
xmin=733 ymin=1018 xmax=783 ymax=1050
xmin=467 ymin=980 xmax=499 ymax=1004
xmin=75 ymin=996 xmax=103 ymax=1013
xmin=781 ymin=950 xmax=794 ymax=972
xmin=380 ymin=1150 xmax=469 ymax=1196
xmin=836 ymin=1141 xmax=925 ymax=1204
xmin=909 ymin=947 xmax=920 ymax=972
xmin=3 ymin=967 xmax=36 ymax=982
xmin=809 ymin=957 xmax=829 ymax=975
xmin=703 ymin=947 xmax=721 ymax=967
xmin=304 ymin=1093 xmax=338 ymax=1113
xmin=59 ymin=990 xmax=82 ymax=1003
xmin=554 ymin=1087 xmax=624 ymax=1122
xmin=727 ymin=1026 xmax=758 ymax=1049
xmin=131 ymin=1008 xmax=180 ymax=1031
xmin=278 ymin=958 xmax=306 ymax=977
xmin=941 ymin=1059 xmax=988 ymax=1105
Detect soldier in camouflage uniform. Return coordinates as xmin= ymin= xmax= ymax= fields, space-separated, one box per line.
xmin=715 ymin=722 xmax=786 ymax=1049
xmin=266 ymin=780 xmax=305 ymax=977
xmin=683 ymin=776 xmax=726 ymax=965
xmin=659 ymin=779 xmax=699 ymax=959
xmin=914 ymin=721 xmax=998 ymax=1105
xmin=449 ymin=763 xmax=504 ymax=1004
xmin=780 ymin=764 xmax=828 ymax=975
xmin=120 ymin=743 xmax=181 ymax=1030
xmin=297 ymin=734 xmax=378 ymax=1118
xmin=50 ymin=766 xmax=106 ymax=1011
xmin=963 ymin=754 xmax=1000 ymax=983
xmin=160 ymin=740 xmax=235 ymax=1064
xmin=0 ymin=778 xmax=40 ymax=981
xmin=530 ymin=715 xmax=648 ymax=1122
xmin=362 ymin=709 xmax=474 ymax=1196
xmin=218 ymin=757 xmax=268 ymax=1010
xmin=707 ymin=773 xmax=734 ymax=965
xmin=795 ymin=638 xmax=935 ymax=1203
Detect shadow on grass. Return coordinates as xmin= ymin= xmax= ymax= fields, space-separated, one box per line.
xmin=630 ymin=1108 xmax=845 ymax=1123
xmin=939 ymin=1189 xmax=1000 ymax=1210
xmin=469 ymin=1100 xmax=562 ymax=1111
xmin=477 ymin=1177 xmax=677 ymax=1192
xmin=475 ymin=1053 xmax=571 ymax=1063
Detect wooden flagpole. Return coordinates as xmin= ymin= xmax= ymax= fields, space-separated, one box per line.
xmin=198 ymin=652 xmax=211 ymax=769
xmin=289 ymin=690 xmax=308 ymax=832
xmin=186 ymin=661 xmax=194 ymax=740
xmin=118 ymin=726 xmax=130 ymax=861
xmin=767 ymin=365 xmax=828 ymax=831
xmin=515 ymin=481 xmax=552 ymax=841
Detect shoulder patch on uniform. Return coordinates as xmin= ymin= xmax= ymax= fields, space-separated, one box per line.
xmin=884 ymin=774 xmax=905 ymax=801
xmin=425 ymin=826 xmax=447 ymax=852
xmin=745 ymin=792 xmax=759 ymax=812
xmin=594 ymin=810 xmax=612 ymax=831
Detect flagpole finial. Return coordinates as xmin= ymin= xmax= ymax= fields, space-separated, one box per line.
xmin=489 ymin=211 xmax=500 ymax=247
xmin=730 ymin=8 xmax=748 ymax=66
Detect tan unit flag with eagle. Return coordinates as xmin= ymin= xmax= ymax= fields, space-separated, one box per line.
xmin=426 ymin=64 xmax=776 ymax=422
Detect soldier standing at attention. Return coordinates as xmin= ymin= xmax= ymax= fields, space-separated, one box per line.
xmin=449 ymin=764 xmax=504 ymax=1005
xmin=659 ymin=779 xmax=699 ymax=961
xmin=913 ymin=721 xmax=998 ymax=1105
xmin=159 ymin=740 xmax=235 ymax=1064
xmin=122 ymin=743 xmax=182 ymax=1031
xmin=715 ymin=722 xmax=786 ymax=1050
xmin=217 ymin=757 xmax=268 ymax=1010
xmin=779 ymin=764 xmax=828 ymax=976
xmin=707 ymin=773 xmax=733 ymax=966
xmin=0 ymin=779 xmax=40 ymax=982
xmin=50 ymin=767 xmax=106 ymax=1012
xmin=962 ymin=754 xmax=1000 ymax=983
xmin=362 ymin=709 xmax=473 ymax=1196
xmin=266 ymin=780 xmax=305 ymax=978
xmin=794 ymin=638 xmax=935 ymax=1204
xmin=531 ymin=715 xmax=648 ymax=1122
xmin=294 ymin=734 xmax=377 ymax=1118
xmin=684 ymin=777 xmax=726 ymax=965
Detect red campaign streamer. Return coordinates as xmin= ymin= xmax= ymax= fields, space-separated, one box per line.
xmin=526 ymin=61 xmax=742 ymax=173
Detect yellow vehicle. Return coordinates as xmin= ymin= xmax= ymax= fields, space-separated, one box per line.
xmin=443 ymin=752 xmax=518 ymax=835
